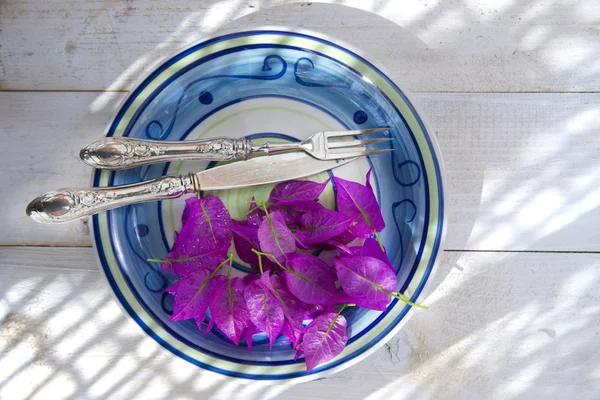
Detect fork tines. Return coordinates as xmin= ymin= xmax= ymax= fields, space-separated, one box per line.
xmin=324 ymin=127 xmax=391 ymax=138
xmin=326 ymin=138 xmax=392 ymax=149
xmin=324 ymin=127 xmax=393 ymax=159
xmin=325 ymin=148 xmax=392 ymax=159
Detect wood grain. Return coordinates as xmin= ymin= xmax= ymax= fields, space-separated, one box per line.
xmin=1 ymin=1 xmax=599 ymax=92
xmin=2 ymin=1 xmax=599 ymax=398
xmin=420 ymin=92 xmax=600 ymax=252
xmin=1 ymin=247 xmax=598 ymax=399
xmin=2 ymin=91 xmax=599 ymax=251
xmin=0 ymin=91 xmax=124 ymax=246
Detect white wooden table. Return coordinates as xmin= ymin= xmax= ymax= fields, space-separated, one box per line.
xmin=2 ymin=1 xmax=599 ymax=399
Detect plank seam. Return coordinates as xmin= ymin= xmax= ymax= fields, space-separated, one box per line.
xmin=444 ymin=249 xmax=600 ymax=254
xmin=1 ymin=245 xmax=599 ymax=255
xmin=2 ymin=90 xmax=600 ymax=94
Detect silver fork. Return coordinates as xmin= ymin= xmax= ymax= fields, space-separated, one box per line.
xmin=80 ymin=128 xmax=392 ymax=170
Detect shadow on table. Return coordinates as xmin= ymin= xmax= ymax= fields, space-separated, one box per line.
xmin=3 ymin=0 xmax=599 ymax=399
xmin=2 ymin=249 xmax=597 ymax=399
xmin=281 ymin=249 xmax=600 ymax=399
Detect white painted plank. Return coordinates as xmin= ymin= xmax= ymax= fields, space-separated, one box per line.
xmin=2 ymin=91 xmax=599 ymax=251
xmin=0 ymin=91 xmax=125 ymax=246
xmin=415 ymin=92 xmax=600 ymax=251
xmin=0 ymin=247 xmax=598 ymax=399
xmin=1 ymin=1 xmax=599 ymax=92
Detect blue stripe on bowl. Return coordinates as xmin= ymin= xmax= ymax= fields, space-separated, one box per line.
xmin=92 ymin=30 xmax=444 ymax=380
xmin=105 ymin=93 xmax=399 ymax=364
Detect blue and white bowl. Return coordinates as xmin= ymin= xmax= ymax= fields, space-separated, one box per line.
xmin=91 ymin=28 xmax=445 ymax=381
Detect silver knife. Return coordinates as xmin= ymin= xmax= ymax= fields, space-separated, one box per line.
xmin=26 ymin=152 xmax=353 ymax=224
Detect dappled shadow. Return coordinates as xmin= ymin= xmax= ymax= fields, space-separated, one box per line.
xmin=3 ymin=0 xmax=598 ymax=92
xmin=415 ymin=92 xmax=600 ymax=251
xmin=3 ymin=247 xmax=598 ymax=399
xmin=1 ymin=0 xmax=599 ymax=399
xmin=0 ymin=247 xmax=231 ymax=399
xmin=280 ymin=250 xmax=600 ymax=399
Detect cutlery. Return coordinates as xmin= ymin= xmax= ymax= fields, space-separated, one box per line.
xmin=79 ymin=128 xmax=391 ymax=170
xmin=26 ymin=152 xmax=373 ymax=224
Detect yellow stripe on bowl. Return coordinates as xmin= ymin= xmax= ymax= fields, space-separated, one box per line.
xmin=95 ymin=32 xmax=441 ymax=378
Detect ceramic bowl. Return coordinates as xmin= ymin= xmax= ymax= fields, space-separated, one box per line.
xmin=91 ymin=28 xmax=445 ymax=381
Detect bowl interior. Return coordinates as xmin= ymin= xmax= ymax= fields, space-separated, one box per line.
xmin=92 ymin=30 xmax=443 ymax=379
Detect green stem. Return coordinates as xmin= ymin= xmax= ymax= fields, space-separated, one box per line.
xmin=226 ymin=255 xmax=233 ymax=279
xmin=250 ymin=249 xmax=334 ymax=295
xmin=380 ymin=287 xmax=429 ymax=310
xmin=374 ymin=232 xmax=385 ymax=252
xmin=147 ymin=250 xmax=222 ymax=264
xmin=225 ymin=255 xmax=233 ymax=304
xmin=257 ymin=252 xmax=264 ymax=274
xmin=320 ymin=303 xmax=347 ymax=343
xmin=260 ymin=202 xmax=271 ymax=222
xmin=244 ymin=198 xmax=271 ymax=217
xmin=252 ymin=249 xmax=293 ymax=275
xmin=337 ymin=263 xmax=428 ymax=310
xmin=213 ymin=256 xmax=232 ymax=277
xmin=197 ymin=256 xmax=231 ymax=293
xmin=251 ymin=249 xmax=287 ymax=271
xmin=244 ymin=204 xmax=263 ymax=216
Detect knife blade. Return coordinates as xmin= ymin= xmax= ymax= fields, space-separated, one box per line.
xmin=196 ymin=152 xmax=350 ymax=191
xmin=26 ymin=153 xmax=353 ymax=224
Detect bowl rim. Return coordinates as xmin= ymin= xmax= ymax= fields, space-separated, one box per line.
xmin=89 ymin=25 xmax=447 ymax=383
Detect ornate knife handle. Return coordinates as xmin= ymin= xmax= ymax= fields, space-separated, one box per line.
xmin=26 ymin=174 xmax=199 ymax=224
xmin=80 ymin=137 xmax=253 ymax=169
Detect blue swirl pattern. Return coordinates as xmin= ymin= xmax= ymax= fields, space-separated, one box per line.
xmin=98 ymin=36 xmax=441 ymax=380
xmin=145 ymin=55 xmax=287 ymax=139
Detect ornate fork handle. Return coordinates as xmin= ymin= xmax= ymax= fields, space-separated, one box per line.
xmin=80 ymin=137 xmax=255 ymax=169
xmin=26 ymin=174 xmax=199 ymax=223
